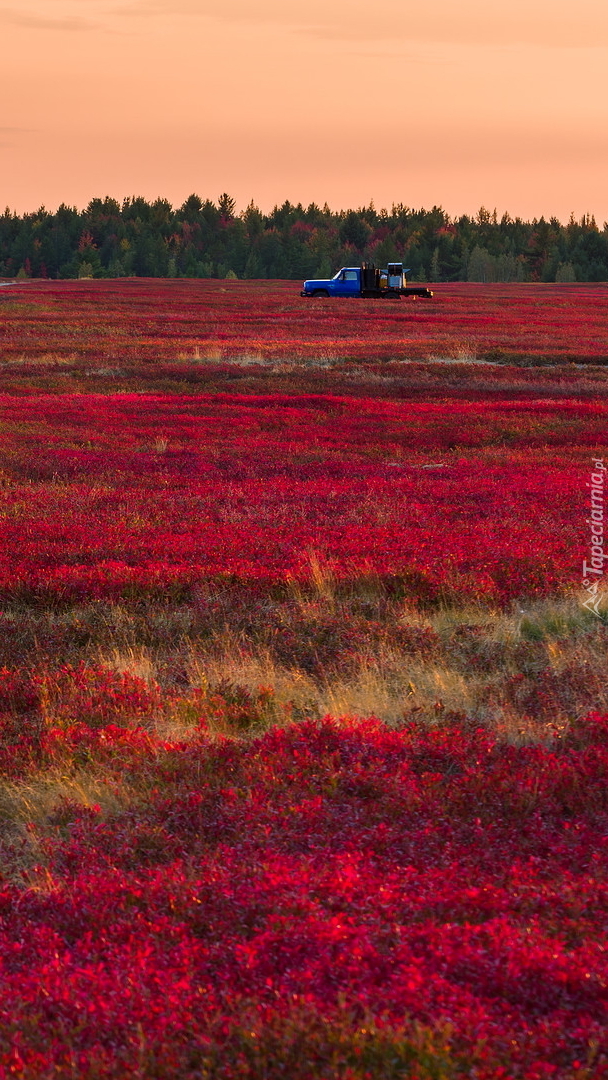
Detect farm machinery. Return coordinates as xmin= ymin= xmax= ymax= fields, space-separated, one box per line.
xmin=301 ymin=262 xmax=433 ymax=299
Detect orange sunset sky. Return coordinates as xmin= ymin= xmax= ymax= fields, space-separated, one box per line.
xmin=2 ymin=0 xmax=608 ymax=221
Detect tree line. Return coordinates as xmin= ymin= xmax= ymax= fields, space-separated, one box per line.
xmin=1 ymin=193 xmax=607 ymax=282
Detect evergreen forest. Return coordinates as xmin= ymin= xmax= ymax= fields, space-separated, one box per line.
xmin=1 ymin=193 xmax=607 ymax=282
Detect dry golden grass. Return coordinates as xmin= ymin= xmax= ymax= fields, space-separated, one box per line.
xmin=1 ymin=585 xmax=606 ymax=885
xmin=0 ymin=766 xmax=133 ymax=885
xmin=150 ymin=589 xmax=607 ymax=741
xmin=2 ymin=581 xmax=606 ymax=741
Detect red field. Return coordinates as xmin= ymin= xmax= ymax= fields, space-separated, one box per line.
xmin=0 ymin=392 xmax=603 ymax=605
xmin=3 ymin=713 xmax=608 ymax=1078
xmin=1 ymin=278 xmax=608 ymax=366
xmin=1 ymin=280 xmax=608 ymax=1077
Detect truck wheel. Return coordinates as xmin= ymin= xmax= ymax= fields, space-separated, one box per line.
xmin=311 ymin=289 xmax=329 ymax=298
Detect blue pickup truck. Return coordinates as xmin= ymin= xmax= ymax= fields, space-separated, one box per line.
xmin=301 ymin=262 xmax=433 ymax=299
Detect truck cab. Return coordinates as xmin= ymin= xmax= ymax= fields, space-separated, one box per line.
xmin=301 ymin=267 xmax=362 ymax=298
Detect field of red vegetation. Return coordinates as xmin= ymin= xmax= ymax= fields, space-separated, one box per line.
xmin=0 ymin=392 xmax=603 ymax=606
xmin=1 ymin=278 xmax=608 ymax=366
xmin=3 ymin=712 xmax=608 ymax=1078
xmin=1 ymin=280 xmax=607 ymax=1077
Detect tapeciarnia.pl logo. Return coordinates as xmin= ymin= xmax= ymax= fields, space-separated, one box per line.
xmin=581 ymin=458 xmax=607 ymax=620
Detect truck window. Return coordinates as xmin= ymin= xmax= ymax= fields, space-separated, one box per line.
xmin=344 ymin=270 xmax=358 ymax=281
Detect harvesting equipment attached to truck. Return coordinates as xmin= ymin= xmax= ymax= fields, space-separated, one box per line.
xmin=301 ymin=262 xmax=433 ymax=300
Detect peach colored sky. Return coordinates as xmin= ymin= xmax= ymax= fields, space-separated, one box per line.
xmin=2 ymin=0 xmax=608 ymax=221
